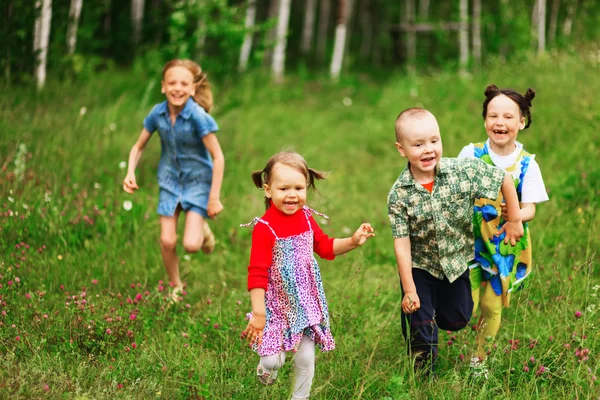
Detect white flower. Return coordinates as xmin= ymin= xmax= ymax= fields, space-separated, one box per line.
xmin=44 ymin=192 xmax=51 ymax=203
xmin=342 ymin=97 xmax=352 ymax=107
xmin=94 ymin=183 xmax=102 ymax=189
xmin=109 ymin=123 xmax=117 ymax=132
xmin=183 ymin=255 xmax=191 ymax=261
xmin=22 ymin=204 xmax=28 ymax=210
xmin=342 ymin=227 xmax=352 ymax=235
xmin=7 ymin=196 xmax=14 ymax=203
xmin=119 ymin=161 xmax=127 ymax=170
xmin=79 ymin=107 xmax=87 ymax=116
xmin=123 ymin=200 xmax=133 ymax=211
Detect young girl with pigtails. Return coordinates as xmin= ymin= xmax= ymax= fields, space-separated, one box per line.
xmin=458 ymin=84 xmax=549 ymax=371
xmin=123 ymin=59 xmax=225 ymax=302
xmin=241 ymin=151 xmax=374 ymax=399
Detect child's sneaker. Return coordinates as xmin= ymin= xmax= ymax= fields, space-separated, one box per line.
xmin=256 ymin=364 xmax=278 ymax=386
xmin=470 ymin=356 xmax=489 ymax=379
xmin=201 ymin=220 xmax=215 ymax=254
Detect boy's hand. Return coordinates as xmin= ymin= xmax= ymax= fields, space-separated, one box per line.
xmin=402 ymin=292 xmax=420 ymax=314
xmin=241 ymin=314 xmax=266 ymax=348
xmin=351 ymin=223 xmax=375 ymax=246
xmin=496 ymin=221 xmax=524 ymax=246
xmin=123 ymin=173 xmax=139 ymax=194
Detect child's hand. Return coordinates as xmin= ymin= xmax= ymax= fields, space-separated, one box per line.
xmin=496 ymin=221 xmax=524 ymax=246
xmin=351 ymin=223 xmax=375 ymax=246
xmin=123 ymin=173 xmax=139 ymax=194
xmin=207 ymin=198 xmax=224 ymax=218
xmin=241 ymin=314 xmax=266 ymax=348
xmin=500 ymin=203 xmax=509 ymax=220
xmin=402 ymin=292 xmax=420 ymax=314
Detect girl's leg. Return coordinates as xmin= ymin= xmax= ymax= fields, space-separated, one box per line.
xmin=159 ymin=209 xmax=182 ymax=294
xmin=257 ymin=352 xmax=286 ymax=385
xmin=476 ymin=282 xmax=503 ymax=359
xmin=183 ymin=210 xmax=215 ymax=254
xmin=291 ymin=335 xmax=316 ymax=400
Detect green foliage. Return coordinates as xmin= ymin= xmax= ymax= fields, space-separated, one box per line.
xmin=0 ymin=50 xmax=599 ymax=398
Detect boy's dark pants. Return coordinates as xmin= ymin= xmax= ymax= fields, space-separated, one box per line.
xmin=401 ymin=268 xmax=473 ymax=371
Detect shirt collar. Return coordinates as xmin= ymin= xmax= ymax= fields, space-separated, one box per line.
xmin=397 ymin=158 xmax=450 ymax=187
xmin=157 ymin=98 xmax=195 ymax=119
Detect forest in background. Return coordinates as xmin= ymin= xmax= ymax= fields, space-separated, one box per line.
xmin=2 ymin=0 xmax=600 ymax=88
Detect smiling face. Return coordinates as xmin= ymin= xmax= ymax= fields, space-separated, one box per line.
xmin=161 ymin=66 xmax=195 ymax=112
xmin=396 ymin=113 xmax=443 ymax=182
xmin=264 ymin=163 xmax=307 ymax=215
xmin=484 ymin=94 xmax=525 ymax=155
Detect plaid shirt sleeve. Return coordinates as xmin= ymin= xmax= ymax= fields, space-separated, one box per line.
xmin=387 ymin=186 xmax=409 ymax=238
xmin=463 ymin=157 xmax=505 ymax=200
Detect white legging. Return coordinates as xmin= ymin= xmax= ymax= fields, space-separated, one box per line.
xmin=259 ymin=335 xmax=316 ymax=399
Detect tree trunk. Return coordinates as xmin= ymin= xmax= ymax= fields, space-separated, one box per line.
xmin=4 ymin=0 xmax=13 ymax=83
xmin=272 ymin=0 xmax=291 ymax=83
xmin=472 ymin=0 xmax=481 ymax=67
xmin=418 ymin=0 xmax=429 ymax=21
xmin=404 ymin=0 xmax=416 ymax=72
xmin=562 ymin=0 xmax=576 ymax=37
xmin=239 ymin=0 xmax=257 ymax=72
xmin=537 ymin=0 xmax=546 ymax=54
xmin=67 ymin=0 xmax=83 ymax=55
xmin=103 ymin=0 xmax=111 ymax=35
xmin=263 ymin=0 xmax=280 ymax=67
xmin=131 ymin=0 xmax=145 ymax=46
xmin=359 ymin=0 xmax=372 ymax=59
xmin=330 ymin=0 xmax=351 ymax=80
xmin=301 ymin=0 xmax=317 ymax=55
xmin=459 ymin=0 xmax=469 ymax=74
xmin=34 ymin=0 xmax=52 ymax=90
xmin=548 ymin=0 xmax=560 ymax=44
xmin=316 ymin=0 xmax=331 ymax=64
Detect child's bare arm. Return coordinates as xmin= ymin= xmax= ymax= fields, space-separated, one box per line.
xmin=202 ymin=133 xmax=225 ymax=218
xmin=242 ymin=288 xmax=266 ymax=347
xmin=501 ymin=202 xmax=536 ymax=223
xmin=497 ymin=173 xmax=524 ymax=245
xmin=332 ymin=223 xmax=375 ymax=255
xmin=394 ymin=237 xmax=420 ymax=313
xmin=123 ymin=128 xmax=152 ymax=193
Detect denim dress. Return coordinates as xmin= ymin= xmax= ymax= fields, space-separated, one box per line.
xmin=143 ymin=98 xmax=219 ymax=217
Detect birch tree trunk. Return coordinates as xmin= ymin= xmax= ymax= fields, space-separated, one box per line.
xmin=239 ymin=0 xmax=256 ymax=72
xmin=330 ymin=0 xmax=351 ymax=80
xmin=272 ymin=0 xmax=291 ymax=83
xmin=67 ymin=0 xmax=83 ymax=55
xmin=548 ymin=0 xmax=560 ymax=44
xmin=418 ymin=0 xmax=430 ymax=21
xmin=562 ymin=0 xmax=576 ymax=37
xmin=301 ymin=0 xmax=317 ymax=55
xmin=131 ymin=0 xmax=145 ymax=46
xmin=263 ymin=0 xmax=280 ymax=67
xmin=536 ymin=0 xmax=546 ymax=54
xmin=103 ymin=0 xmax=111 ymax=35
xmin=459 ymin=0 xmax=469 ymax=74
xmin=195 ymin=20 xmax=207 ymax=61
xmin=316 ymin=0 xmax=331 ymax=64
xmin=359 ymin=0 xmax=373 ymax=59
xmin=34 ymin=0 xmax=52 ymax=90
xmin=472 ymin=0 xmax=481 ymax=67
xmin=404 ymin=0 xmax=416 ymax=72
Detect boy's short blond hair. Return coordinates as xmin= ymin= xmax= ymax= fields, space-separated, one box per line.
xmin=395 ymin=108 xmax=434 ymax=142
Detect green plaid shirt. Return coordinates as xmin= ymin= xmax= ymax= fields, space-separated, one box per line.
xmin=387 ymin=157 xmax=505 ymax=283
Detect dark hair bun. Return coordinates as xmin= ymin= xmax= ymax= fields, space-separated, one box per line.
xmin=484 ymin=84 xmax=499 ymax=97
xmin=524 ymin=88 xmax=536 ymax=105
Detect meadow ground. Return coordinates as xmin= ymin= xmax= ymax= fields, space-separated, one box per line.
xmin=0 ymin=49 xmax=599 ymax=399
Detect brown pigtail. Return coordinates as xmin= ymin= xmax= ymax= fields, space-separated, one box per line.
xmin=307 ymin=168 xmax=328 ymax=190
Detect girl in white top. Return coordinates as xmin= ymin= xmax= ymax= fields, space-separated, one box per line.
xmin=458 ymin=84 xmax=548 ymax=365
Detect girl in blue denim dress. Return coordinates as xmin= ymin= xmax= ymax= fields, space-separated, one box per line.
xmin=123 ymin=59 xmax=225 ymax=302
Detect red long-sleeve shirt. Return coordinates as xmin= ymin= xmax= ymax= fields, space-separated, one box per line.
xmin=247 ymin=204 xmax=336 ymax=291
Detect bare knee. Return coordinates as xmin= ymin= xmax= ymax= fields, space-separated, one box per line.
xmin=182 ymin=235 xmax=203 ymax=253
xmin=160 ymin=234 xmax=177 ymax=252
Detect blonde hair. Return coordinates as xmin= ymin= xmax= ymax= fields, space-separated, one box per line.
xmin=394 ymin=107 xmax=434 ymax=142
xmin=251 ymin=152 xmax=327 ymax=209
xmin=162 ymin=59 xmax=214 ymax=113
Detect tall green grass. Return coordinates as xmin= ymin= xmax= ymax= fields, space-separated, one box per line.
xmin=0 ymin=49 xmax=598 ymax=399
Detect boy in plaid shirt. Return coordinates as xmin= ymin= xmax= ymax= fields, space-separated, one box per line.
xmin=387 ymin=108 xmax=524 ymax=372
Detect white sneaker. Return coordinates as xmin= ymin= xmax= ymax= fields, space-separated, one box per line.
xmin=470 ymin=356 xmax=489 ymax=379
xmin=257 ymin=364 xmax=278 ymax=386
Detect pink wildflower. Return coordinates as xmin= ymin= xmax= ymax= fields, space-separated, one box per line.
xmin=131 ymin=342 xmax=137 ymax=349
xmin=575 ymin=311 xmax=582 ymax=318
xmin=15 ymin=336 xmax=20 ymax=341
xmin=129 ymin=314 xmax=136 ymax=321
xmin=106 ymin=329 xmax=112 ymax=335
xmin=92 ymin=279 xmax=98 ymax=285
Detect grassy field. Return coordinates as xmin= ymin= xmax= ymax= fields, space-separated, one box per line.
xmin=1 ymin=49 xmax=599 ymax=399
